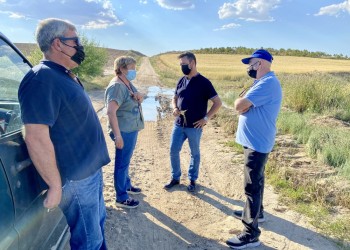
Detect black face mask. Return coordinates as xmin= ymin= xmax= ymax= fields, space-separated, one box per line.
xmin=60 ymin=41 xmax=85 ymax=65
xmin=181 ymin=64 xmax=191 ymax=75
xmin=247 ymin=69 xmax=257 ymax=79
xmin=70 ymin=45 xmax=85 ymax=65
xmin=247 ymin=61 xmax=260 ymax=79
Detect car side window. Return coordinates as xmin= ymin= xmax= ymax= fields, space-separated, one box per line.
xmin=0 ymin=39 xmax=31 ymax=137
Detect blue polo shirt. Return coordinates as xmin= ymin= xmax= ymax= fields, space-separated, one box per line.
xmin=236 ymin=72 xmax=282 ymax=153
xmin=174 ymin=74 xmax=218 ymax=128
xmin=18 ymin=60 xmax=110 ymax=183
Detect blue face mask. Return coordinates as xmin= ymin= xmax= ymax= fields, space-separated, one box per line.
xmin=126 ymin=70 xmax=136 ymax=81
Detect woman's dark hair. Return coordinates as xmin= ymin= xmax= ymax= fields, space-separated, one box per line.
xmin=178 ymin=51 xmax=196 ymax=65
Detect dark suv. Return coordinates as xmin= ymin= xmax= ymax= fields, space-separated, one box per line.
xmin=0 ymin=32 xmax=69 ymax=249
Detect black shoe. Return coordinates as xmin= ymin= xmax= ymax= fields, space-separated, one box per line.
xmin=187 ymin=180 xmax=196 ymax=192
xmin=226 ymin=233 xmax=260 ymax=249
xmin=164 ymin=179 xmax=180 ymax=189
xmin=115 ymin=198 xmax=139 ymax=208
xmin=127 ymin=186 xmax=141 ymax=194
xmin=232 ymin=210 xmax=265 ymax=223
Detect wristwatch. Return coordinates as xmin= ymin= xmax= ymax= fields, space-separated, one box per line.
xmin=203 ymin=116 xmax=208 ymax=121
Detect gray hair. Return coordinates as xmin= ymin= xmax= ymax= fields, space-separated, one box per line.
xmin=114 ymin=56 xmax=136 ymax=75
xmin=35 ymin=18 xmax=76 ymax=52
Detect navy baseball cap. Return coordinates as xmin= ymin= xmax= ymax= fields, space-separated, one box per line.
xmin=242 ymin=49 xmax=273 ymax=64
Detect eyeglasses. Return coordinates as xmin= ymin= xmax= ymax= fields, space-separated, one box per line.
xmin=58 ymin=36 xmax=81 ymax=46
xmin=247 ymin=60 xmax=260 ymax=70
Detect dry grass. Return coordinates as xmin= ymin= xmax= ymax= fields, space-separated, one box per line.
xmin=273 ymin=56 xmax=350 ymax=73
xmin=156 ymin=53 xmax=350 ymax=80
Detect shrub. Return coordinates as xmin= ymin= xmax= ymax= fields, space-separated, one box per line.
xmin=281 ymin=73 xmax=350 ymax=122
xmin=73 ymin=36 xmax=108 ymax=79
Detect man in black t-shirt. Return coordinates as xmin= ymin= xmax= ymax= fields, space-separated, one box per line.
xmin=19 ymin=18 xmax=110 ymax=249
xmin=164 ymin=52 xmax=222 ymax=192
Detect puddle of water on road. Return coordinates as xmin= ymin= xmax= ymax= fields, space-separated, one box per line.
xmin=142 ymin=86 xmax=174 ymax=121
xmin=98 ymin=86 xmax=174 ymax=121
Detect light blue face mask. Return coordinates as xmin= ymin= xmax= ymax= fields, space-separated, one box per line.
xmin=126 ymin=70 xmax=136 ymax=81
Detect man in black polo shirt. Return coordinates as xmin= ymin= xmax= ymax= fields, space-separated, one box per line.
xmin=19 ymin=18 xmax=110 ymax=249
xmin=164 ymin=51 xmax=222 ymax=192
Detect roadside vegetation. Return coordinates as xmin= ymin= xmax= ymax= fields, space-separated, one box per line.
xmin=150 ymin=53 xmax=350 ymax=246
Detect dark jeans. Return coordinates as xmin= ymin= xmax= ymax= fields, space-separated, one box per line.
xmin=242 ymin=147 xmax=269 ymax=239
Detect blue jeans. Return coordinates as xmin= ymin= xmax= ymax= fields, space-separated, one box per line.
xmin=242 ymin=147 xmax=269 ymax=239
xmin=114 ymin=131 xmax=138 ymax=202
xmin=59 ymin=169 xmax=107 ymax=250
xmin=170 ymin=125 xmax=202 ymax=181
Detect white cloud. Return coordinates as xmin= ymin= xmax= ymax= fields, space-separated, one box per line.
xmin=139 ymin=0 xmax=147 ymax=4
xmin=82 ymin=19 xmax=124 ymax=29
xmin=214 ymin=23 xmax=241 ymax=31
xmin=218 ymin=0 xmax=280 ymax=22
xmin=315 ymin=0 xmax=350 ymax=17
xmin=0 ymin=0 xmax=124 ymax=29
xmin=0 ymin=10 xmax=26 ymax=19
xmin=156 ymin=0 xmax=195 ymax=10
xmin=9 ymin=12 xmax=25 ymax=19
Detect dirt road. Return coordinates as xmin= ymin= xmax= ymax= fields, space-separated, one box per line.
xmin=91 ymin=57 xmax=340 ymax=249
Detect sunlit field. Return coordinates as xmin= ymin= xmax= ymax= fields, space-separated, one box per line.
xmin=154 ymin=53 xmax=350 ymax=83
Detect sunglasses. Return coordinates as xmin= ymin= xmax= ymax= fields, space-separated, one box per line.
xmin=58 ymin=36 xmax=81 ymax=46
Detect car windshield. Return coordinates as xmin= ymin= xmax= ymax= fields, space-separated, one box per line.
xmin=0 ymin=39 xmax=31 ymax=102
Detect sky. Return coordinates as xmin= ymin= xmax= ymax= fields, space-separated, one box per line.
xmin=0 ymin=0 xmax=349 ymax=57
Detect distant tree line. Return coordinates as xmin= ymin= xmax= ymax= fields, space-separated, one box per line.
xmin=192 ymin=46 xmax=349 ymax=60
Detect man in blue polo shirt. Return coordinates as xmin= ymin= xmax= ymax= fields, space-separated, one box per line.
xmin=164 ymin=51 xmax=222 ymax=192
xmin=226 ymin=49 xmax=282 ymax=249
xmin=18 ymin=18 xmax=110 ymax=249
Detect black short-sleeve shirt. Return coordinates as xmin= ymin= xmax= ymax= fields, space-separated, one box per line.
xmin=174 ymin=73 xmax=218 ymax=128
xmin=18 ymin=60 xmax=110 ymax=183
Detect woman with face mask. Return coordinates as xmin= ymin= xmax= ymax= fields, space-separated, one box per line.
xmin=104 ymin=56 xmax=144 ymax=208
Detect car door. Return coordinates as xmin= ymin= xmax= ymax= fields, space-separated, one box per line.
xmin=0 ymin=161 xmax=18 ymax=249
xmin=0 ymin=32 xmax=69 ymax=250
